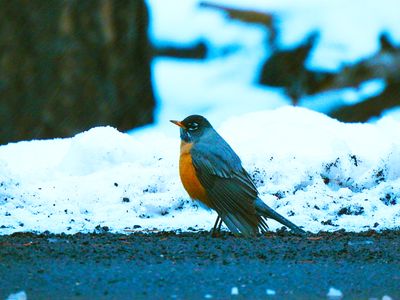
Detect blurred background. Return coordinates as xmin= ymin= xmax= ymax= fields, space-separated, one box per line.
xmin=1 ymin=0 xmax=399 ymax=145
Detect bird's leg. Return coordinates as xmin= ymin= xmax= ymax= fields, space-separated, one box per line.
xmin=217 ymin=217 xmax=222 ymax=232
xmin=211 ymin=216 xmax=223 ymax=238
xmin=211 ymin=216 xmax=220 ymax=237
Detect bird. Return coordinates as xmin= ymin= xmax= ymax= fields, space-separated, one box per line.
xmin=170 ymin=115 xmax=306 ymax=237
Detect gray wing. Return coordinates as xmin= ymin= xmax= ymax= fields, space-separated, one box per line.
xmin=191 ymin=134 xmax=267 ymax=236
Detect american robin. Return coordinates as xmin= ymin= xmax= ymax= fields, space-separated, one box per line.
xmin=170 ymin=115 xmax=305 ymax=237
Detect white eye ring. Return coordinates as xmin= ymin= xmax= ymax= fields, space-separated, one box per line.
xmin=187 ymin=122 xmax=199 ymax=131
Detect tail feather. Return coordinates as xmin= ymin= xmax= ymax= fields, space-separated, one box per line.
xmin=255 ymin=198 xmax=306 ymax=235
xmin=221 ymin=213 xmax=258 ymax=237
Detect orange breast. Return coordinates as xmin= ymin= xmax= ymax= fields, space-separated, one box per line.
xmin=179 ymin=141 xmax=211 ymax=207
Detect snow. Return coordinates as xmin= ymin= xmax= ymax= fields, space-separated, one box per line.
xmin=147 ymin=0 xmax=400 ymax=71
xmin=276 ymin=0 xmax=400 ymax=71
xmin=231 ymin=287 xmax=239 ymax=296
xmin=146 ymin=0 xmax=399 ymax=128
xmin=327 ymin=287 xmax=343 ymax=299
xmin=1 ymin=107 xmax=400 ymax=235
xmin=152 ymin=57 xmax=287 ymax=128
xmin=6 ymin=291 xmax=27 ymax=300
xmin=266 ymin=289 xmax=276 ymax=296
xmin=382 ymin=106 xmax=400 ymax=121
xmin=147 ymin=0 xmax=283 ymax=127
xmin=300 ymin=78 xmax=386 ymax=114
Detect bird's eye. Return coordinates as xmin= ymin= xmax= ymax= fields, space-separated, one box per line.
xmin=187 ymin=122 xmax=199 ymax=131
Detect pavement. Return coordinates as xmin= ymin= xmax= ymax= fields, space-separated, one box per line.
xmin=1 ymin=230 xmax=399 ymax=299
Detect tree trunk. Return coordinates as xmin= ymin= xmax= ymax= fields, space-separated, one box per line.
xmin=0 ymin=0 xmax=155 ymax=144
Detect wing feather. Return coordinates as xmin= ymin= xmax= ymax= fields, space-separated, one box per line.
xmin=191 ymin=138 xmax=261 ymax=236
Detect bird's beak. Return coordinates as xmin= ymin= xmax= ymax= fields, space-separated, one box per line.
xmin=170 ymin=120 xmax=186 ymax=129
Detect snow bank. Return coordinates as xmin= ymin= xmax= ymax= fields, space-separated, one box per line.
xmin=1 ymin=107 xmax=400 ymax=235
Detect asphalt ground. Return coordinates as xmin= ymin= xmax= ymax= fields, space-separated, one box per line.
xmin=1 ymin=230 xmax=399 ymax=299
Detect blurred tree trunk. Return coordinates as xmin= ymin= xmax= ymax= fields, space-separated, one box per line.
xmin=0 ymin=0 xmax=155 ymax=144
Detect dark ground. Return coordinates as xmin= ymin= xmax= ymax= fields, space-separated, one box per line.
xmin=0 ymin=230 xmax=399 ymax=300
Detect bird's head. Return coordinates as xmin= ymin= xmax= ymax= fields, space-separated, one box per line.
xmin=170 ymin=115 xmax=213 ymax=143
